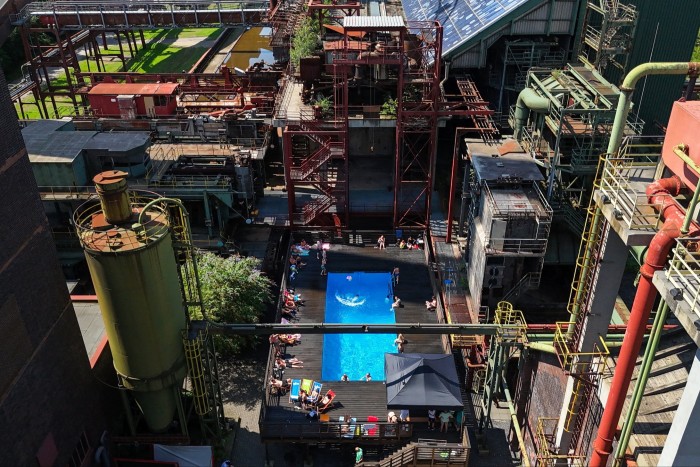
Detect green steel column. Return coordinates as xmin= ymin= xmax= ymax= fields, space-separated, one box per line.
xmin=203 ymin=190 xmax=213 ymax=238
xmin=502 ymin=380 xmax=531 ymax=467
xmin=612 ymin=301 xmax=669 ymax=466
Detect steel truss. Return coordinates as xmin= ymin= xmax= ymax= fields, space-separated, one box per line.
xmin=11 ymin=1 xmax=268 ymax=30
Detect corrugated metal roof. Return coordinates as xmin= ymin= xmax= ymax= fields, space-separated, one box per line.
xmin=88 ymin=82 xmax=179 ymax=96
xmin=343 ymin=16 xmax=405 ymax=29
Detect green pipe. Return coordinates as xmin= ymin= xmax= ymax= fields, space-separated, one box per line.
xmin=673 ymin=145 xmax=700 ymax=234
xmin=683 ymin=185 xmax=700 ymax=235
xmin=501 ymin=380 xmax=531 ymax=467
xmin=528 ymin=334 xmax=625 ymax=343
xmin=630 ymin=246 xmax=648 ymax=266
xmin=607 ymin=62 xmax=699 ymax=155
xmin=528 ymin=341 xmax=623 ymax=354
xmin=513 ymin=87 xmax=550 ymax=139
xmin=528 ymin=342 xmax=557 ymax=353
xmin=612 ymin=300 xmax=670 ymax=466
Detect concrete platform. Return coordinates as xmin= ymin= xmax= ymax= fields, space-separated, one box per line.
xmin=593 ymin=190 xmax=657 ymax=247
xmin=652 ymin=271 xmax=700 ymax=347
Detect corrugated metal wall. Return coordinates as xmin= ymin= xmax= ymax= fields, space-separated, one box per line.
xmin=623 ymin=0 xmax=700 ymax=133
xmin=450 ymin=0 xmax=578 ymax=69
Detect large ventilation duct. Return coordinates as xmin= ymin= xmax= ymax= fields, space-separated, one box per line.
xmin=512 ymin=88 xmax=550 ymax=140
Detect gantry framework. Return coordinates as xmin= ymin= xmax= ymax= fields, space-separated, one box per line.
xmin=10 ymin=1 xmax=268 ymax=30
xmin=510 ymin=64 xmax=643 ymax=231
xmin=11 ymin=0 xmax=272 ymax=119
xmin=280 ymin=17 xmax=497 ymax=229
xmin=577 ymin=0 xmax=638 ymax=82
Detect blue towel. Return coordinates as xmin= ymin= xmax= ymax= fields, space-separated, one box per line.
xmin=289 ymin=379 xmax=301 ymax=402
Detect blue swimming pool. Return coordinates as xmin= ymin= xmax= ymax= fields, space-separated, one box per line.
xmin=322 ymin=272 xmax=396 ymax=381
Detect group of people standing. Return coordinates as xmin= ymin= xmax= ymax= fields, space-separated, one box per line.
xmin=377 ymin=235 xmax=422 ymax=250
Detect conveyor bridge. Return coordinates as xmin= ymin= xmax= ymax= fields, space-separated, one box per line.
xmin=11 ymin=0 xmax=268 ymax=29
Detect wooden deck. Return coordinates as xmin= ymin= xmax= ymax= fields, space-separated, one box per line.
xmin=261 ymin=241 xmax=464 ymax=444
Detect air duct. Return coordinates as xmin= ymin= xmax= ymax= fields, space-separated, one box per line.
xmin=513 ymin=88 xmax=550 ymax=139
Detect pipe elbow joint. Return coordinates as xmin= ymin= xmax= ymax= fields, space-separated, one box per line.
xmin=646 ymin=176 xmax=682 ymax=201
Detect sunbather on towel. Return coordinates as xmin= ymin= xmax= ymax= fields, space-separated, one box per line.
xmin=276 ymin=357 xmax=303 ymax=369
xmin=278 ymin=334 xmax=302 ymax=345
xmin=269 ymin=377 xmax=291 ymax=389
xmin=309 ymin=387 xmax=320 ymax=401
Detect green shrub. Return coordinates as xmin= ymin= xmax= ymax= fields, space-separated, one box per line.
xmin=192 ymin=252 xmax=273 ymax=356
xmin=290 ymin=17 xmax=319 ymax=68
xmin=380 ymin=97 xmax=398 ymax=118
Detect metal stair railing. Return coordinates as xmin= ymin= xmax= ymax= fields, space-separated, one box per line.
xmin=501 ymin=272 xmax=541 ymax=303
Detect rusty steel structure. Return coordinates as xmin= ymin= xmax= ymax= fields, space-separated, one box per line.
xmin=306 ymin=0 xmax=362 ymax=32
xmin=282 ymin=17 xmax=497 ymax=229
xmin=11 ymin=0 xmax=268 ymax=119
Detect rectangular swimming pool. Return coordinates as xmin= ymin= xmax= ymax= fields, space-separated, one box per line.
xmin=322 ymin=272 xmax=396 ymax=381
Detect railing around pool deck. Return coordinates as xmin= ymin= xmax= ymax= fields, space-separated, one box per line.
xmin=260 ymin=419 xmax=413 ymax=441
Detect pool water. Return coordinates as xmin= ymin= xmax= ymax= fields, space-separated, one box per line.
xmin=322 ymin=272 xmax=396 ymax=381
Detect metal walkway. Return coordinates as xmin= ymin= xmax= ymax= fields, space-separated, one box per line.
xmin=11 ymin=0 xmax=268 ymax=29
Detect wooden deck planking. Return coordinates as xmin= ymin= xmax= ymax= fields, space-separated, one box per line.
xmin=264 ymin=243 xmax=450 ymax=438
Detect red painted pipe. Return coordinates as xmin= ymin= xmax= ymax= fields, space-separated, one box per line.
xmin=591 ymin=176 xmax=700 ymax=466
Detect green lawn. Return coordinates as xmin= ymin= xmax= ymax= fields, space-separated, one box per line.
xmin=127 ymin=43 xmax=209 ymax=73
xmin=140 ymin=27 xmax=223 ymax=42
xmin=16 ymin=27 xmax=223 ymax=118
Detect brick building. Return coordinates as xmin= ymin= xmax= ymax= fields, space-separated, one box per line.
xmin=0 ymin=69 xmax=107 ymax=466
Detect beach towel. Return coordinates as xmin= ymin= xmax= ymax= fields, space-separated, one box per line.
xmin=301 ymin=379 xmax=313 ymax=394
xmin=289 ymin=379 xmax=301 ymax=402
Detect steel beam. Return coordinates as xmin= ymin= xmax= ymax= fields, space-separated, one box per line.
xmin=191 ymin=320 xmax=499 ymax=336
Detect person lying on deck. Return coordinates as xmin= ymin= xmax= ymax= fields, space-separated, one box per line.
xmin=269 ymin=377 xmax=291 ymax=389
xmin=425 ymin=296 xmax=437 ymax=311
xmin=285 ymin=290 xmax=304 ymax=305
xmin=277 ymin=334 xmax=302 ymax=345
xmin=276 ymin=357 xmax=303 ymax=369
xmin=281 ymin=309 xmax=297 ymax=321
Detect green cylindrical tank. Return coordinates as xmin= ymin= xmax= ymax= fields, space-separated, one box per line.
xmin=75 ymin=172 xmax=186 ymax=432
xmin=93 ymin=170 xmax=132 ymax=224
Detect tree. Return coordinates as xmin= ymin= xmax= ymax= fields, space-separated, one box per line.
xmin=290 ymin=17 xmax=319 ymax=68
xmin=194 ymin=252 xmax=273 ymax=356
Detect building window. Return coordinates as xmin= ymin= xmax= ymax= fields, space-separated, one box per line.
xmin=155 ymin=95 xmax=169 ymax=107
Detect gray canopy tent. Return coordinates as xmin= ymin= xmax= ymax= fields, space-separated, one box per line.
xmin=384 ymin=353 xmax=464 ymax=410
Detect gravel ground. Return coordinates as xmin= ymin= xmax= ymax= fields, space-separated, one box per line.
xmin=219 ymin=346 xmax=296 ymax=467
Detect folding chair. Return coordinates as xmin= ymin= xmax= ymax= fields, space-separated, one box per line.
xmin=363 ymin=416 xmax=378 ymax=437
xmin=300 ymin=379 xmax=313 ymax=395
xmin=308 ymin=381 xmax=323 ymax=405
xmin=317 ymin=389 xmax=336 ymax=413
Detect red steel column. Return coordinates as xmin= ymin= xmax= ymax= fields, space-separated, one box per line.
xmin=591 ymin=176 xmax=699 ymax=465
